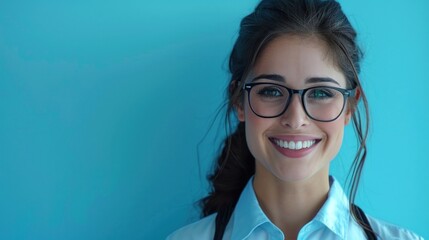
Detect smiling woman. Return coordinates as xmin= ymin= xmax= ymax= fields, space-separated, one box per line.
xmin=0 ymin=0 xmax=427 ymax=239
xmin=166 ymin=0 xmax=424 ymax=239
xmin=237 ymin=36 xmax=352 ymax=185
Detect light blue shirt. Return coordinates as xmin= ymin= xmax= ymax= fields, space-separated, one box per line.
xmin=167 ymin=176 xmax=424 ymax=240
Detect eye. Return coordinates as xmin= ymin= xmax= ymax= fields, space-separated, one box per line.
xmin=307 ymin=88 xmax=335 ymax=99
xmin=257 ymin=86 xmax=284 ymax=98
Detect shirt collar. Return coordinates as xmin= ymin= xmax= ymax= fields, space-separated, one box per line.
xmin=230 ymin=176 xmax=350 ymax=240
xmin=231 ymin=176 xmax=270 ymax=240
xmin=313 ymin=176 xmax=350 ymax=239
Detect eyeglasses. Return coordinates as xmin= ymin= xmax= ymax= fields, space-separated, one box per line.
xmin=242 ymin=82 xmax=355 ymax=122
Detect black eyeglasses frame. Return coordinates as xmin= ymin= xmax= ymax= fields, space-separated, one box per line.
xmin=242 ymin=82 xmax=356 ymax=122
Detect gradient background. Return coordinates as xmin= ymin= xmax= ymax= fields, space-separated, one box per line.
xmin=1 ymin=0 xmax=428 ymax=239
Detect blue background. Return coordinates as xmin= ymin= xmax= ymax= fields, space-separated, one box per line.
xmin=0 ymin=0 xmax=428 ymax=239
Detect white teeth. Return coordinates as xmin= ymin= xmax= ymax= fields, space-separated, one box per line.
xmin=283 ymin=141 xmax=288 ymax=148
xmin=274 ymin=139 xmax=317 ymax=150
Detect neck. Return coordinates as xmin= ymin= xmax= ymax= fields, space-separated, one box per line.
xmin=253 ymin=167 xmax=330 ymax=239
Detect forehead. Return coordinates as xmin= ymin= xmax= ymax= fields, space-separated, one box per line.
xmin=249 ymin=35 xmax=347 ymax=87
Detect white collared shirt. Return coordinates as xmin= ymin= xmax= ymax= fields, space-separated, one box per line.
xmin=167 ymin=176 xmax=424 ymax=240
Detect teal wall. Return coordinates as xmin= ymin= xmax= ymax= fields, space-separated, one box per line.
xmin=0 ymin=0 xmax=427 ymax=239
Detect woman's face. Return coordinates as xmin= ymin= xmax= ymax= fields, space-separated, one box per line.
xmin=237 ymin=35 xmax=352 ymax=183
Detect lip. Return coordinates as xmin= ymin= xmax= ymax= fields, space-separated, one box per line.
xmin=269 ymin=135 xmax=321 ymax=158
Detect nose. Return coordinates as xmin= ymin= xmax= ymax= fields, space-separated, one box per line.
xmin=280 ymin=94 xmax=310 ymax=129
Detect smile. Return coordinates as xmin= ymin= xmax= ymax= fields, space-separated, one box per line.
xmin=273 ymin=139 xmax=316 ymax=150
xmin=269 ymin=137 xmax=321 ymax=158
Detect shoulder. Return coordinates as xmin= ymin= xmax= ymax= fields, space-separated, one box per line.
xmin=166 ymin=214 xmax=216 ymax=240
xmin=367 ymin=215 xmax=424 ymax=240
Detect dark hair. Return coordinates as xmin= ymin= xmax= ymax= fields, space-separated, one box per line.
xmin=200 ymin=0 xmax=370 ymax=238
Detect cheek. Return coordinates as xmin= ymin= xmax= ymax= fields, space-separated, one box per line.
xmin=244 ymin=101 xmax=257 ymax=124
xmin=244 ymin=104 xmax=264 ymax=137
xmin=244 ymin=104 xmax=272 ymax=155
xmin=320 ymin=119 xmax=345 ymax=150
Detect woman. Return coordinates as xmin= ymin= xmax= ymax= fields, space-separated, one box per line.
xmin=168 ymin=0 xmax=423 ymax=239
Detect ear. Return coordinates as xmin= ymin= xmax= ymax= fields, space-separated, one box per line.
xmin=236 ymin=103 xmax=245 ymax=122
xmin=344 ymin=87 xmax=361 ymax=125
xmin=354 ymin=87 xmax=361 ymax=102
xmin=230 ymin=80 xmax=246 ymax=122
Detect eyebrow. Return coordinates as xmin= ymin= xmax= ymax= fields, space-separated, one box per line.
xmin=251 ymin=74 xmax=340 ymax=86
xmin=251 ymin=74 xmax=285 ymax=82
xmin=306 ymin=77 xmax=340 ymax=86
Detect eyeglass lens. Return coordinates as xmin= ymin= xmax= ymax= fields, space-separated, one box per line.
xmin=248 ymin=83 xmax=346 ymax=121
